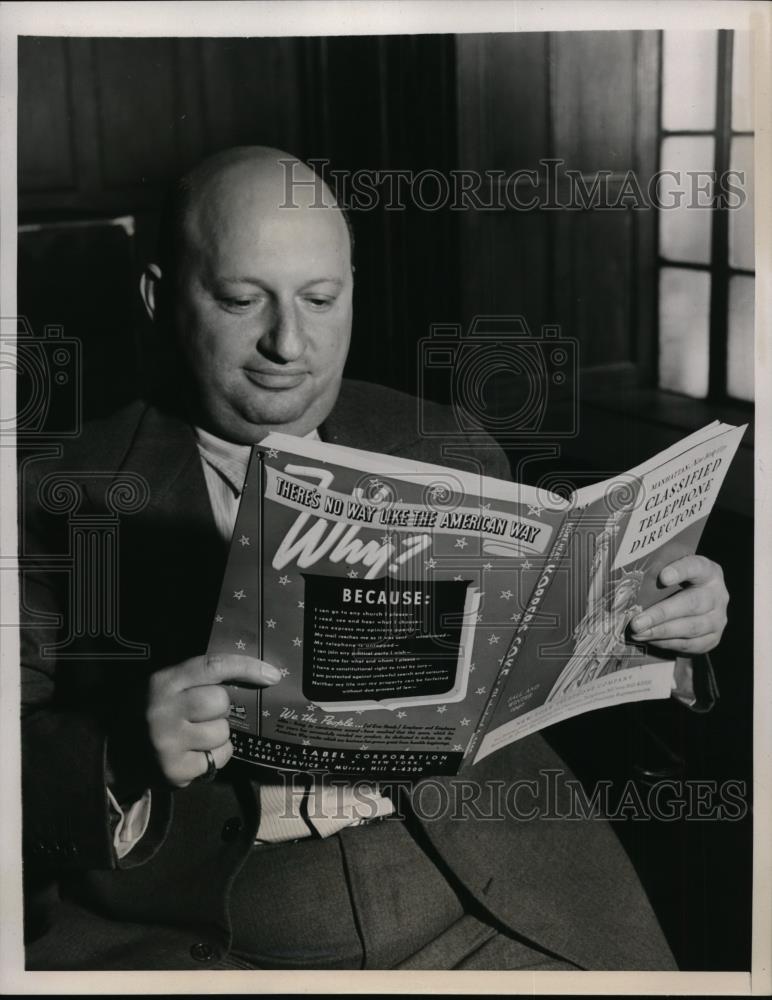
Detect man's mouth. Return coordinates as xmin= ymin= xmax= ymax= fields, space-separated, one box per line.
xmin=244 ymin=369 xmax=308 ymax=390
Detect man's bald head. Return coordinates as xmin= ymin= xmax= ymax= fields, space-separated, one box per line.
xmin=158 ymin=147 xmax=354 ymax=282
xmin=143 ymin=146 xmax=355 ymax=444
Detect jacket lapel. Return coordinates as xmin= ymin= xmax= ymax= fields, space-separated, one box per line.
xmin=106 ymin=404 xmax=227 ymax=668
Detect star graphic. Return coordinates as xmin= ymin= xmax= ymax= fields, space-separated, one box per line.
xmin=396 ymin=711 xmax=407 ymax=719
xmin=305 ymin=704 xmax=316 ymax=712
xmin=476 ymin=686 xmax=487 ymax=695
xmin=500 ymin=589 xmax=513 ymax=600
xmin=481 ymin=503 xmax=491 ymax=512
xmin=215 ymin=614 xmax=223 ymax=623
xmin=360 ymin=745 xmax=370 ymax=751
xmin=369 ymin=478 xmax=383 ymax=488
xmin=380 ymin=533 xmax=393 ymax=545
xmin=453 ymin=744 xmax=464 ymax=752
xmin=355 ymin=709 xmax=365 ymax=715
xmin=455 ymin=537 xmax=468 ymax=549
xmin=476 ymin=613 xmax=484 ymax=623
xmin=262 ymin=709 xmax=271 ymax=717
xmin=469 ymin=664 xmax=476 ymax=672
xmin=278 ymin=575 xmax=291 ymax=586
xmin=347 ymin=569 xmax=359 ymax=578
xmin=436 ymin=705 xmax=447 ymax=714
xmin=233 ymin=589 xmax=246 ymax=600
xmin=239 ymin=535 xmax=250 ymax=546
xmin=510 ymin=612 xmax=522 ymax=623
xmin=425 ymin=558 xmax=437 ymax=569
xmin=302 ymin=739 xmax=310 ymax=746
xmin=460 ymin=718 xmax=471 ymax=727
xmin=292 ymin=637 xmax=302 ymax=647
xmin=279 ymin=667 xmax=290 ymax=678
xmin=297 ymin=601 xmax=305 ymax=609
xmin=483 ymin=562 xmax=493 ymax=571
xmin=266 ymin=618 xmax=277 ymax=629
xmin=235 ymin=639 xmax=246 ymax=650
xmin=527 ymin=505 xmax=543 ymax=517
xmin=453 ymin=574 xmax=463 ymax=582
xmin=521 ymin=559 xmax=532 ymax=570
xmin=267 ymin=448 xmax=279 ymax=459
xmin=488 ymin=634 xmax=501 ymax=645
xmin=500 ymin=667 xmax=511 ymax=676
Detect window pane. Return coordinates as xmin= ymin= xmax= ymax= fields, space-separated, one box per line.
xmin=662 ymin=31 xmax=717 ymax=131
xmin=728 ymin=136 xmax=754 ymax=271
xmin=658 ymin=137 xmax=715 ymax=265
xmin=659 ymin=267 xmax=710 ymax=397
xmin=732 ymin=30 xmax=753 ymax=131
xmin=727 ymin=274 xmax=754 ymax=401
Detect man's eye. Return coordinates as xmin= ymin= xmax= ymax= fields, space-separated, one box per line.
xmin=219 ymin=297 xmax=255 ymax=311
xmin=303 ymin=296 xmax=334 ymax=310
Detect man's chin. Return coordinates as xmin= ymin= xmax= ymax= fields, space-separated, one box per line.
xmin=221 ymin=384 xmax=339 ymax=443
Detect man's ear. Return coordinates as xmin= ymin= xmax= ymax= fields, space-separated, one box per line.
xmin=139 ymin=264 xmax=163 ymax=322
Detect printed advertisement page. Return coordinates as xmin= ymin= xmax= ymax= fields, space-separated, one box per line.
xmin=207 ymin=433 xmax=564 ymax=777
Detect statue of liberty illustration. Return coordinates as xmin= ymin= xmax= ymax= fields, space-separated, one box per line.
xmin=546 ymin=508 xmax=646 ymax=702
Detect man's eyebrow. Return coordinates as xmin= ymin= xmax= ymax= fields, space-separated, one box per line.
xmin=299 ymin=278 xmax=344 ymax=290
xmin=217 ymin=277 xmax=344 ymax=289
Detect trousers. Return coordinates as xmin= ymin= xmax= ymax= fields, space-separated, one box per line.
xmin=226 ymin=815 xmax=580 ymax=971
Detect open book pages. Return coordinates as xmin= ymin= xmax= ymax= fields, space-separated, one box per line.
xmin=207 ymin=420 xmax=746 ymax=777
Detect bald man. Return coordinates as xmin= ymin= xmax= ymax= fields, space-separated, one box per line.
xmin=21 ymin=147 xmax=728 ymax=971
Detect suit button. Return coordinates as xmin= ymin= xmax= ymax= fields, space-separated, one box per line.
xmin=190 ymin=942 xmax=219 ymax=963
xmin=221 ymin=817 xmax=243 ymax=842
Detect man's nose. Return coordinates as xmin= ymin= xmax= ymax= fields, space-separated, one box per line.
xmin=259 ymin=300 xmax=304 ymax=363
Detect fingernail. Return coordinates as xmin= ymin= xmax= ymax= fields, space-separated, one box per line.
xmin=632 ymin=614 xmax=650 ymax=631
xmin=262 ymin=663 xmax=282 ymax=684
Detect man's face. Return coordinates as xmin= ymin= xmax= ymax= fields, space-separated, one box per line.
xmin=170 ymin=171 xmax=353 ymax=443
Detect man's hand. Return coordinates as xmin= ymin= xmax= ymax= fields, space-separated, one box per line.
xmin=630 ymin=555 xmax=729 ymax=655
xmin=147 ymin=653 xmax=281 ymax=788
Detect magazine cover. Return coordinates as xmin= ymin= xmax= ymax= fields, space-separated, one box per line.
xmin=473 ymin=420 xmax=747 ymax=761
xmin=207 ymin=434 xmax=564 ymax=776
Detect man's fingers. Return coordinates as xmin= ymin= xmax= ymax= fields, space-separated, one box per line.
xmin=172 ymin=739 xmax=234 ymax=788
xmin=658 ymin=554 xmax=717 ymax=588
xmin=185 ymin=718 xmax=231 ymax=750
xmin=631 ymin=614 xmax=719 ymax=643
xmin=631 ymin=588 xmax=715 ymax=633
xmin=648 ymin=634 xmax=720 ymax=655
xmin=183 ymin=684 xmax=232 ymax=722
xmin=163 ymin=654 xmax=282 ymax=694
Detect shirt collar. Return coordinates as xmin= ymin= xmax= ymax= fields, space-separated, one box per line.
xmin=194 ymin=425 xmax=320 ymax=497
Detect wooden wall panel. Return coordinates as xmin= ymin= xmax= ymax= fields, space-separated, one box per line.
xmin=93 ymin=39 xmax=180 ymax=189
xmin=551 ymin=31 xmax=637 ymax=172
xmin=552 ymin=209 xmax=634 ymax=367
xmin=458 ymin=207 xmax=549 ymax=328
xmin=199 ymin=38 xmax=303 ymax=157
xmin=456 ymin=32 xmax=549 ymax=170
xmin=456 ymin=30 xmax=657 ymax=387
xmin=18 ymin=37 xmax=76 ymax=193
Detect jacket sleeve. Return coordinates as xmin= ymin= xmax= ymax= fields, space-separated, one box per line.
xmin=19 ymin=475 xmax=172 ymax=874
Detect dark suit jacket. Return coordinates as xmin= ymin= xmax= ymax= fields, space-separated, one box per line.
xmin=20 ymin=379 xmax=675 ymax=971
